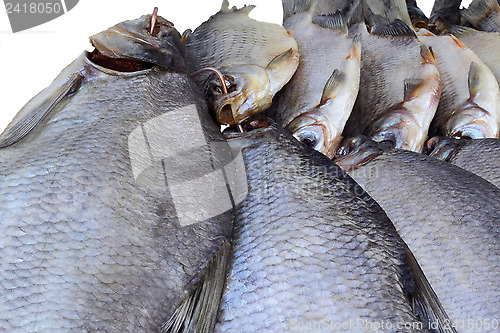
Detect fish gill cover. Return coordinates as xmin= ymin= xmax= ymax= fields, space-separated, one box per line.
xmin=4 ymin=0 xmax=79 ymax=33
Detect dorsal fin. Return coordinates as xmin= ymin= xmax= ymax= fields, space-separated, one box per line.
xmin=312 ymin=11 xmax=347 ymax=32
xmin=220 ymin=0 xmax=255 ymax=15
xmin=448 ymin=25 xmax=476 ymax=37
xmin=282 ymin=0 xmax=318 ymax=20
xmin=371 ymin=19 xmax=417 ymax=37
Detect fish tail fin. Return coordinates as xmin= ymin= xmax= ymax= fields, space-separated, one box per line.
xmin=389 ymin=0 xmax=413 ymax=27
xmin=462 ymin=0 xmax=500 ymax=25
xmin=363 ymin=0 xmax=391 ymax=26
xmin=347 ymin=0 xmax=365 ymax=25
xmin=160 ymin=241 xmax=231 ymax=333
xmin=282 ymin=0 xmax=318 ymax=20
xmin=312 ymin=11 xmax=347 ymax=33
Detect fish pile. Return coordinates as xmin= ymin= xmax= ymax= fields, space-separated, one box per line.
xmin=0 ymin=0 xmax=498 ymax=332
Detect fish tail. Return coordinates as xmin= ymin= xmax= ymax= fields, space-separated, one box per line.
xmin=462 ymin=0 xmax=500 ymax=26
xmin=282 ymin=0 xmax=318 ymax=20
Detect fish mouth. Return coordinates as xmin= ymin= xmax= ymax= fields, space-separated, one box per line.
xmin=286 ymin=111 xmax=340 ymax=158
xmin=334 ymin=136 xmax=387 ymax=171
xmin=89 ymin=14 xmax=185 ymax=72
xmin=445 ymin=105 xmax=498 ymax=139
xmin=425 ymin=136 xmax=466 ymax=161
xmin=211 ymin=65 xmax=273 ymax=125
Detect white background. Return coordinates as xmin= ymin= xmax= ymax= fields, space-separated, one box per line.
xmin=0 ymin=0 xmax=454 ymax=132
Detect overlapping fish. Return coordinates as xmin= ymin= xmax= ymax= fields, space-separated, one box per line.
xmin=416 ymin=29 xmax=500 ymax=139
xmin=0 ymin=15 xmax=242 ymax=332
xmin=427 ymin=137 xmax=500 ymax=187
xmin=184 ymin=0 xmax=299 ymax=124
xmin=342 ymin=0 xmax=441 ymax=153
xmin=337 ymin=144 xmax=500 ymax=333
xmin=216 ymin=122 xmax=451 ymax=333
xmin=272 ymin=0 xmax=361 ymax=157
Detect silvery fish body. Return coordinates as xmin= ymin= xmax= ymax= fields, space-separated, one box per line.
xmin=417 ymin=29 xmax=500 ymax=139
xmin=343 ymin=21 xmax=440 ymax=153
xmin=215 ymin=125 xmax=451 ymax=333
xmin=184 ymin=0 xmax=299 ymax=125
xmin=427 ymin=137 xmax=500 ymax=187
xmin=449 ymin=25 xmax=500 ymax=85
xmin=347 ymin=149 xmax=500 ymax=333
xmin=273 ymin=2 xmax=361 ymax=158
xmin=0 ymin=16 xmax=239 ymax=333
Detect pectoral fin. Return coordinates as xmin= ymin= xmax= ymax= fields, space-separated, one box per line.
xmin=404 ymin=78 xmax=424 ymax=101
xmin=0 ymin=71 xmax=84 ymax=148
xmin=404 ymin=247 xmax=458 ymax=333
xmin=266 ymin=48 xmax=296 ymax=72
xmin=160 ymin=241 xmax=230 ymax=333
xmin=320 ymin=69 xmax=346 ymax=105
xmin=468 ymin=62 xmax=481 ymax=97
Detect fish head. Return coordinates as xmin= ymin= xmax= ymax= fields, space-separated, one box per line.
xmin=89 ymin=14 xmax=185 ymax=71
xmin=210 ymin=64 xmax=273 ymax=125
xmin=286 ymin=110 xmax=339 ymax=158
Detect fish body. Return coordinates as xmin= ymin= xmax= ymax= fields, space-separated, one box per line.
xmin=449 ymin=25 xmax=500 ymax=85
xmin=462 ymin=0 xmax=500 ymax=32
xmin=215 ymin=124 xmax=450 ymax=333
xmin=346 ymin=148 xmax=500 ymax=333
xmin=343 ymin=21 xmax=441 ymax=153
xmin=417 ymin=29 xmax=500 ymax=139
xmin=427 ymin=137 xmax=500 ymax=187
xmin=273 ymin=6 xmax=361 ymax=157
xmin=184 ymin=0 xmax=299 ymax=124
xmin=0 ymin=16 xmax=238 ymax=332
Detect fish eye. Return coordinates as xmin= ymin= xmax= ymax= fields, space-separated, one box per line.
xmin=297 ymin=132 xmax=318 ymax=148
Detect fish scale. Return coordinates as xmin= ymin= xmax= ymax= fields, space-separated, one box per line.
xmin=0 ymin=45 xmax=234 ymax=331
xmin=214 ymin=126 xmax=443 ymax=333
xmin=349 ymin=149 xmax=500 ymax=333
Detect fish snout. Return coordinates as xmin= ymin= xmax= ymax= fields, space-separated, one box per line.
xmin=211 ymin=66 xmax=272 ymax=125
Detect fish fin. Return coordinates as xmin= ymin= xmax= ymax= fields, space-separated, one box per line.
xmin=282 ymin=0 xmax=318 ymax=20
xmin=389 ymin=0 xmax=413 ymax=27
xmin=181 ymin=29 xmax=192 ymax=43
xmin=363 ymin=0 xmax=391 ymax=26
xmin=266 ymin=48 xmax=296 ymax=72
xmin=468 ymin=62 xmax=481 ymax=96
xmin=0 ymin=72 xmax=83 ymax=148
xmin=312 ymin=11 xmax=347 ymax=33
xmin=404 ymin=247 xmax=458 ymax=333
xmin=160 ymin=241 xmax=231 ymax=333
xmin=448 ymin=25 xmax=476 ymax=37
xmin=320 ymin=69 xmax=346 ymax=105
xmin=404 ymin=78 xmax=424 ymax=101
xmin=462 ymin=0 xmax=500 ymax=25
xmin=420 ymin=45 xmax=437 ymax=64
xmin=347 ymin=0 xmax=364 ymax=25
xmin=220 ymin=0 xmax=255 ymax=15
xmin=371 ymin=19 xmax=417 ymax=37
